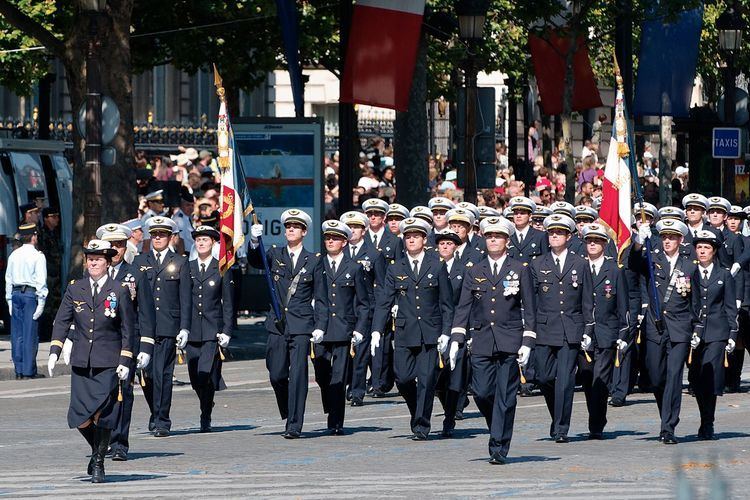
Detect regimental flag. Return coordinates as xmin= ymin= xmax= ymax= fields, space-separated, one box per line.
xmin=215 ymin=67 xmax=251 ymax=275
xmin=340 ymin=0 xmax=426 ymax=111
xmin=599 ymin=58 xmax=633 ymax=260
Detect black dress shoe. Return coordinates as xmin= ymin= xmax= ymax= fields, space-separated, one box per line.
xmin=658 ymin=431 xmax=666 ymax=442
xmin=27 ymin=373 xmax=45 ymax=379
xmin=411 ymin=432 xmax=429 ymax=441
xmin=608 ymin=397 xmax=625 ymax=407
xmin=154 ymin=428 xmax=170 ymax=437
xmin=370 ymin=389 xmax=386 ymax=398
xmin=15 ymin=374 xmax=22 ymax=380
xmin=351 ymin=398 xmax=364 ymax=407
xmin=555 ymin=435 xmax=569 ymax=443
xmin=489 ymin=454 xmax=507 ymax=465
xmin=283 ymin=430 xmax=301 ymax=439
xmin=519 ymin=384 xmax=534 ymax=397
xmin=112 ymin=449 xmax=128 ymax=461
xmin=105 ymin=446 xmax=114 ymax=458
xmin=549 ymin=424 xmax=556 ymax=439
xmin=441 ymin=429 xmax=453 ymax=438
xmin=200 ymin=425 xmax=212 ymax=433
xmin=346 ymin=390 xmax=353 ymax=402
xmin=663 ymin=433 xmax=678 ymax=444
xmin=454 ymin=409 xmax=464 ymax=421
xmin=148 ymin=421 xmax=156 ymax=432
xmin=588 ymin=432 xmax=604 ymax=440
xmin=330 ymin=427 xmax=345 ymax=436
xmin=697 ymin=426 xmax=716 ymax=440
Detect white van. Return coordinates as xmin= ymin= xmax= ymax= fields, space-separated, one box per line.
xmin=0 ymin=139 xmax=73 ymax=332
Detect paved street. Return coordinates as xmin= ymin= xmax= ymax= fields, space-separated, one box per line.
xmin=1 ymin=357 xmax=750 ymax=498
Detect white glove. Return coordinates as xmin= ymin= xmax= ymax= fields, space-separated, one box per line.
xmin=690 ymin=333 xmax=701 ymax=349
xmin=581 ymin=334 xmax=593 ymax=351
xmin=637 ymin=314 xmax=644 ymax=326
xmin=731 ymin=263 xmax=741 ymax=277
xmin=136 ymin=352 xmax=151 ymax=369
xmin=216 ymin=333 xmax=230 ymax=348
xmin=116 ymin=364 xmax=130 ymax=381
xmin=448 ymin=341 xmax=460 ymax=370
xmin=32 ymin=301 xmax=45 ymax=321
xmin=311 ymin=329 xmax=324 ymax=344
xmin=62 ymin=339 xmax=73 ymax=365
xmin=517 ymin=345 xmax=531 ymax=368
xmin=352 ymin=331 xmax=364 ymax=346
xmin=47 ymin=353 xmax=58 ymax=377
xmin=6 ymin=300 xmax=11 ymax=316
xmin=250 ymin=223 xmax=263 ymax=242
xmin=737 ymin=300 xmax=742 ymax=310
xmin=616 ymin=339 xmax=628 ymax=351
xmin=176 ymin=329 xmax=189 ymax=349
xmin=437 ymin=334 xmax=450 ymax=354
xmin=726 ymin=338 xmax=736 ymax=353
xmin=370 ymin=332 xmax=381 ymax=357
xmin=390 ymin=304 xmax=399 ymax=317
xmin=636 ymin=223 xmax=651 ymax=244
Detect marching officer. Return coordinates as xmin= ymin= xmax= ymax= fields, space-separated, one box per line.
xmin=531 ymin=206 xmax=552 ymax=232
xmin=690 ymin=230 xmax=739 ymax=440
xmin=364 ymin=198 xmax=401 ymax=261
xmin=385 ymin=203 xmax=410 ymax=237
xmin=313 ymin=221 xmax=371 ymax=434
xmin=725 ymin=205 xmax=749 ymax=392
xmin=449 ymin=216 xmax=536 ymax=464
xmin=131 ymin=216 xmax=192 ymax=437
xmin=456 ymin=202 xmax=485 ymax=252
xmin=95 ymin=223 xmax=156 ymax=461
xmin=433 ymin=228 xmax=473 ymax=437
xmin=478 ymin=206 xmax=501 ymax=221
xmin=186 ymin=225 xmax=233 ymax=432
xmin=5 ymin=223 xmax=47 ymax=379
xmin=371 ymin=217 xmax=454 ymax=440
xmin=248 ymin=209 xmax=329 ymax=439
xmin=627 ymin=219 xmax=698 ymax=444
xmin=47 ymin=240 xmax=135 ymax=483
xmin=429 ymin=197 xmax=455 ymax=233
xmin=446 ymin=208 xmax=484 ymax=264
xmin=579 ymin=223 xmax=631 ymax=439
xmin=532 ymin=214 xmax=594 ymax=443
xmin=340 ymin=211 xmax=385 ymax=403
xmin=508 ymin=196 xmax=549 ymax=264
xmin=172 ymin=190 xmax=196 ymax=255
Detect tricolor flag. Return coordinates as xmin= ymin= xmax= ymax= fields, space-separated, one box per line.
xmin=340 ymin=0 xmax=426 ymax=111
xmin=599 ymin=59 xmax=633 ymax=260
xmin=215 ymin=68 xmax=251 ymax=275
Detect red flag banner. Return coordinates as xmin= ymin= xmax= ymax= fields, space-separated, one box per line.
xmin=528 ymin=31 xmax=603 ymax=115
xmin=340 ymin=0 xmax=425 ymax=111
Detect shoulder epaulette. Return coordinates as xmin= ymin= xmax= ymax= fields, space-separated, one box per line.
xmin=605 ymin=256 xmax=613 ymax=260
xmin=316 ymin=252 xmax=321 ymax=257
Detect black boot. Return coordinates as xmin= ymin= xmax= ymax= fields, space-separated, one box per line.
xmin=91 ymin=427 xmax=111 ymax=483
xmin=78 ymin=424 xmax=97 ymax=475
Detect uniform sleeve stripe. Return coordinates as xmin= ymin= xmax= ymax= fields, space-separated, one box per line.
xmin=51 ymin=340 xmax=64 ymax=348
xmin=140 ymin=337 xmax=155 ymax=345
xmin=451 ymin=327 xmax=466 ymax=335
xmin=120 ymin=350 xmax=133 ymax=358
xmin=523 ymin=330 xmax=536 ymax=339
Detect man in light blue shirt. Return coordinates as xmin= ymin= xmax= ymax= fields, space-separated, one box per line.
xmin=5 ymin=223 xmax=48 ymax=379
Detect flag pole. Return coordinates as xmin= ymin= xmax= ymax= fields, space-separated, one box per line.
xmin=213 ymin=65 xmax=285 ymax=329
xmin=614 ymin=55 xmax=663 ymax=334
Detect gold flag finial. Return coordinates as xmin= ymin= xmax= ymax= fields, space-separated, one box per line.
xmin=213 ymin=63 xmax=225 ymax=100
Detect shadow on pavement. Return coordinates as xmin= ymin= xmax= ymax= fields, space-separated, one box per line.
xmin=165 ymin=424 xmax=257 ymax=436
xmin=468 ymin=455 xmax=561 ymax=464
xmin=124 ymin=452 xmax=184 ymax=460
xmin=77 ymin=474 xmax=166 ymax=483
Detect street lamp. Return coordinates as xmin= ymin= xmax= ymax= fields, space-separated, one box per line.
xmin=456 ymin=0 xmax=489 ymax=204
xmin=82 ymin=0 xmax=106 ymax=242
xmin=716 ymin=2 xmax=744 ymax=199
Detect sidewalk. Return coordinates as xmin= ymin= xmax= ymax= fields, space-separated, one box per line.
xmin=0 ymin=316 xmax=269 ymax=381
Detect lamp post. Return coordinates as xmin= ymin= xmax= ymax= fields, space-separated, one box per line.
xmin=456 ymin=0 xmax=489 ymax=205
xmin=82 ymin=0 xmax=106 ymax=242
xmin=717 ymin=2 xmax=743 ymax=200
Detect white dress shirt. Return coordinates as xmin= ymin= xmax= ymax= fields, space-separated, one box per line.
xmin=552 ymin=249 xmax=568 ymax=270
xmin=406 ymin=251 xmax=426 ymax=275
xmin=487 ymin=254 xmax=507 ymax=275
xmin=589 ymin=255 xmax=605 ymax=275
xmin=368 ymin=227 xmax=386 ymax=248
xmin=287 ymin=244 xmax=304 ymax=269
xmin=5 ymin=244 xmax=48 ymax=302
xmin=89 ymin=274 xmax=108 ymax=296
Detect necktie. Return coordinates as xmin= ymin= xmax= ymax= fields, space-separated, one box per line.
xmin=372 ymin=234 xmax=378 ymax=248
xmin=555 ymin=257 xmax=561 ymax=274
xmin=351 ymin=245 xmax=357 ymax=258
xmin=412 ymin=259 xmax=419 ymax=277
xmin=289 ymin=252 xmax=295 ymax=269
xmin=493 ymin=262 xmax=499 ymax=277
xmin=455 ymin=251 xmax=460 ymax=262
xmin=591 ymin=264 xmax=597 ymax=277
xmin=109 ymin=267 xmax=115 ymax=280
xmin=703 ymin=269 xmax=709 ymax=283
xmin=331 ymin=259 xmax=337 ymax=275
xmin=694 ymin=230 xmax=698 ymax=238
xmin=518 ymin=232 xmax=524 ymax=244
xmin=156 ymin=252 xmax=161 ymax=265
xmin=92 ymin=281 xmax=99 ymax=298
xmin=200 ymin=263 xmax=206 ymax=275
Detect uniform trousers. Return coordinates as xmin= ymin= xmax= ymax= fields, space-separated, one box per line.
xmin=472 ymin=351 xmax=520 ymax=458
xmin=644 ymin=335 xmax=690 ymax=434
xmin=577 ymin=347 xmax=616 ymax=433
xmin=435 ymin=343 xmax=469 ymax=432
xmin=10 ymin=290 xmax=39 ymax=377
xmin=143 ymin=336 xmax=176 ymax=430
xmin=266 ymin=333 xmax=309 ymax=434
xmin=394 ymin=344 xmax=439 ymax=435
xmin=109 ymin=365 xmax=136 ymax=453
xmin=313 ymin=341 xmax=351 ymax=429
xmin=726 ymin=309 xmax=749 ymax=390
xmin=348 ymin=333 xmax=370 ymax=400
xmin=186 ymin=341 xmax=221 ymax=426
xmin=693 ymin=341 xmax=727 ymax=429
xmin=535 ymin=343 xmax=579 ymax=438
xmin=371 ymin=330 xmax=395 ymax=393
